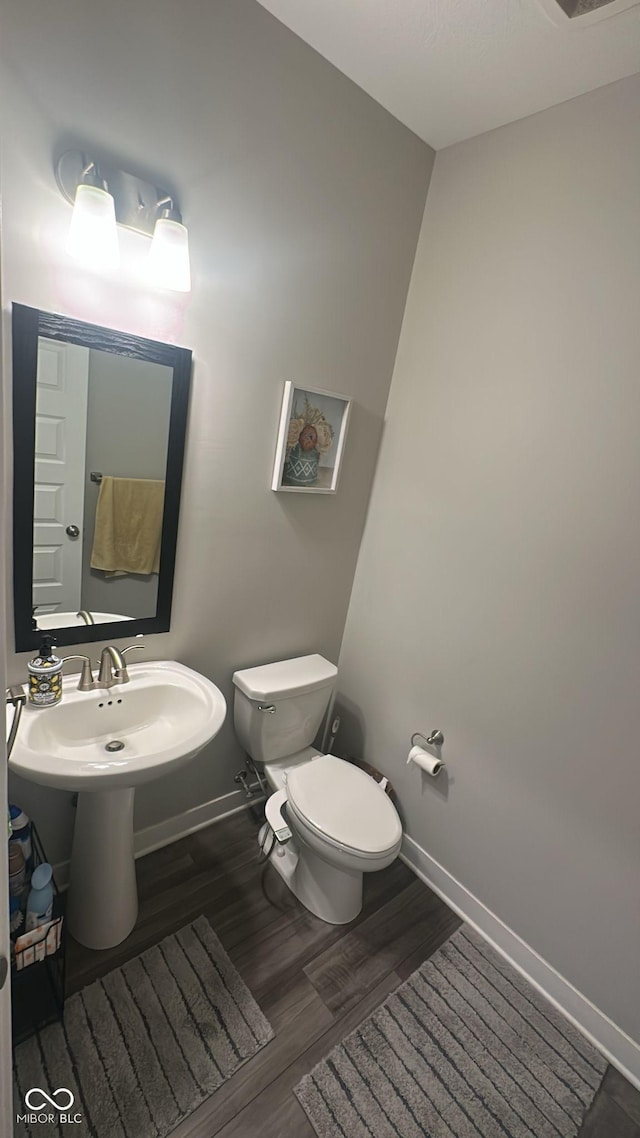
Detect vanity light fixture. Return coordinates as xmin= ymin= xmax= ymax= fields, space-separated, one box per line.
xmin=55 ymin=149 xmax=191 ymax=293
xmin=66 ymin=161 xmax=119 ymax=272
xmin=148 ymin=197 xmax=191 ymax=293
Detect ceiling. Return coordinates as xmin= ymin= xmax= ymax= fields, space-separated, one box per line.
xmin=256 ymin=0 xmax=640 ymax=148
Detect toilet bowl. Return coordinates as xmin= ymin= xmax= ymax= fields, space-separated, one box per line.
xmin=275 ymin=753 xmax=401 ymax=923
xmin=232 ymin=654 xmax=402 ymax=924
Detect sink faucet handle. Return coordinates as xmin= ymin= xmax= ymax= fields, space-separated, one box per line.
xmin=114 ymin=643 xmax=145 ymax=683
xmin=121 ymin=644 xmax=145 ymax=659
xmin=62 ymin=654 xmax=95 ymax=691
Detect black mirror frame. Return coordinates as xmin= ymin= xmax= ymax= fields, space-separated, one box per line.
xmin=12 ymin=303 xmax=192 ymax=652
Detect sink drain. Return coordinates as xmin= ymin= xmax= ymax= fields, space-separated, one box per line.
xmin=105 ymin=739 xmax=125 ymax=753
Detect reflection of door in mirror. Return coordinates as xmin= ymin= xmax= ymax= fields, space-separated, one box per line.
xmin=32 ymin=344 xmax=174 ymax=630
xmin=34 ymin=339 xmax=89 ymax=618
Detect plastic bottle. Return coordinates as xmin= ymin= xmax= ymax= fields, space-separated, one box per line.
xmin=8 ymin=842 xmax=26 ymax=898
xmin=27 ymin=635 xmax=63 ymax=706
xmin=25 ymin=863 xmax=54 ymax=931
xmin=8 ymin=804 xmax=32 ymax=866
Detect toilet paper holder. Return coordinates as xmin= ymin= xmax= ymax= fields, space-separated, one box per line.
xmin=411 ymin=729 xmax=444 ymax=749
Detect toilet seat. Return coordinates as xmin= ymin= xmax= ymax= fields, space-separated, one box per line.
xmin=286 ymin=754 xmax=401 ymax=857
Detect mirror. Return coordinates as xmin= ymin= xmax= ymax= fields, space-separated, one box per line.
xmin=12 ymin=304 xmax=192 ymax=651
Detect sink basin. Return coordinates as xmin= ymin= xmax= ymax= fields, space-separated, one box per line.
xmin=8 ymin=660 xmax=226 ymax=950
xmin=10 ymin=660 xmax=226 ymax=790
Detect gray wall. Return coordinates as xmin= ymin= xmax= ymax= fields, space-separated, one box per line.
xmin=1 ymin=0 xmax=433 ymax=863
xmin=81 ymin=350 xmax=173 ymax=618
xmin=336 ymin=76 xmax=640 ymax=1044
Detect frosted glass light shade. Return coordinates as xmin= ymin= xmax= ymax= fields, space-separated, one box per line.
xmin=148 ymin=218 xmax=191 ymax=292
xmin=67 ymin=183 xmax=119 ymax=271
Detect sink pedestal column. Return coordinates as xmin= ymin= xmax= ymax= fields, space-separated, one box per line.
xmin=67 ymin=788 xmax=138 ymax=950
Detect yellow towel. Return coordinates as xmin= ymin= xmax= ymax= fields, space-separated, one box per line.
xmin=90 ymin=477 xmax=165 ymax=576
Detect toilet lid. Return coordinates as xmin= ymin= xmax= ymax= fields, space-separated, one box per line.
xmin=286 ymin=755 xmax=401 ymax=854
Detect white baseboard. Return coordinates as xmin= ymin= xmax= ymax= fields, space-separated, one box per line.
xmin=54 ymin=786 xmax=264 ymax=891
xmin=401 ymin=833 xmax=640 ymax=1091
xmin=133 ymin=787 xmax=263 ymax=859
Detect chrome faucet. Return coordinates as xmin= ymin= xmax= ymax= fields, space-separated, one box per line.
xmin=98 ymin=644 xmax=145 ymax=687
xmin=97 ymin=645 xmax=127 ymax=687
xmin=63 ymin=644 xmax=145 ymax=691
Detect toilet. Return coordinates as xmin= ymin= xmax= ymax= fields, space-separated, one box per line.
xmin=232 ymin=654 xmax=402 ymax=924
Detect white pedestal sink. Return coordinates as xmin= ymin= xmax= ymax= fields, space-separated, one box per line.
xmin=8 ymin=660 xmax=226 ymax=950
xmin=68 ymin=788 xmax=137 ymax=949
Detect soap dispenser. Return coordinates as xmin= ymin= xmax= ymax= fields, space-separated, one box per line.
xmin=27 ymin=635 xmax=63 ymax=706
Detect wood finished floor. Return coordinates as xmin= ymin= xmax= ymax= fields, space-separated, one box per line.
xmin=66 ymin=809 xmax=640 ymax=1138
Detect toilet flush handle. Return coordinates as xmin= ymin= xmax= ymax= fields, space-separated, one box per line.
xmin=258 ymin=704 xmax=276 ymax=714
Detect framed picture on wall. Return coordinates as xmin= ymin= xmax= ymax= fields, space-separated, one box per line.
xmin=272 ymin=382 xmax=352 ymax=493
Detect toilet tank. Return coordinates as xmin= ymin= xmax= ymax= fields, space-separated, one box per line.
xmin=232 ymin=654 xmax=337 ymax=764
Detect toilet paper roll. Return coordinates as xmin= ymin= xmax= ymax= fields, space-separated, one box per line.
xmin=407 ymin=744 xmax=443 ymax=777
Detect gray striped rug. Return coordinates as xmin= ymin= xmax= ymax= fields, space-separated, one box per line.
xmin=295 ymin=926 xmax=606 ymax=1138
xmin=13 ymin=916 xmax=273 ymax=1137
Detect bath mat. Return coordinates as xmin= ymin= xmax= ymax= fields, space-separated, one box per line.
xmin=295 ymin=925 xmax=606 ymax=1138
xmin=13 ymin=915 xmax=274 ymax=1137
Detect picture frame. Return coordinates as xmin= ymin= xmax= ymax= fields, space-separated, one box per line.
xmin=272 ymin=382 xmax=352 ymax=494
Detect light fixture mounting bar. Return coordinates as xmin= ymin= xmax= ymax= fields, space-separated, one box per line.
xmin=55 ymin=149 xmax=176 ymax=238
